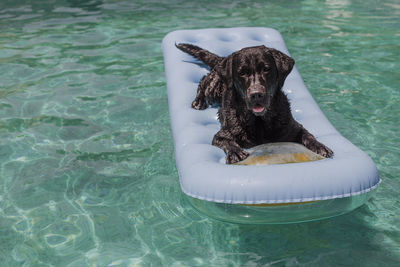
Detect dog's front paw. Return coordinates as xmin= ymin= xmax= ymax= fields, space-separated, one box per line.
xmin=192 ymin=97 xmax=207 ymax=110
xmin=319 ymin=145 xmax=334 ymax=158
xmin=226 ymin=147 xmax=249 ymax=164
xmin=308 ymin=141 xmax=334 ymax=158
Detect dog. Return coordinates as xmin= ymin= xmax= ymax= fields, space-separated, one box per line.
xmin=176 ymin=43 xmax=333 ymax=164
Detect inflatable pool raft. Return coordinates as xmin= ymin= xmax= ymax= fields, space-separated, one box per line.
xmin=162 ymin=27 xmax=380 ymax=224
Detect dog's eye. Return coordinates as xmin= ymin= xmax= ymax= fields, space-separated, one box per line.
xmin=262 ymin=65 xmax=271 ymax=72
xmin=239 ymin=68 xmax=249 ymax=76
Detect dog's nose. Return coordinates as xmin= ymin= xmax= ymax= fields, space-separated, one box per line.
xmin=250 ymin=92 xmax=265 ymax=102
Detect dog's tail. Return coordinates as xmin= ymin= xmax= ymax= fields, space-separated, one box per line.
xmin=176 ymin=43 xmax=223 ymax=68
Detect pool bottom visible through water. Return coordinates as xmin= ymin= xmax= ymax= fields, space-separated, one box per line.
xmin=0 ymin=0 xmax=399 ymax=266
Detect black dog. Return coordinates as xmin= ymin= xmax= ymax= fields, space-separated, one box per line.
xmin=177 ymin=43 xmax=333 ymax=164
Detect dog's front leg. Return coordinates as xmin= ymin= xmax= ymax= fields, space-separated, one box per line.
xmin=192 ymin=75 xmax=208 ymax=110
xmin=212 ymin=129 xmax=249 ymax=164
xmin=296 ymin=125 xmax=334 ymax=158
xmin=192 ymin=71 xmax=223 ymax=110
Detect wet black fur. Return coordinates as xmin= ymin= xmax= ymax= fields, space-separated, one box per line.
xmin=176 ymin=43 xmax=333 ymax=164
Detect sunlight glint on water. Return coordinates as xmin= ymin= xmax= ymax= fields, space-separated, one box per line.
xmin=0 ymin=0 xmax=399 ymax=266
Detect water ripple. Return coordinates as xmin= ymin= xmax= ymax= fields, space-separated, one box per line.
xmin=0 ymin=0 xmax=399 ymax=266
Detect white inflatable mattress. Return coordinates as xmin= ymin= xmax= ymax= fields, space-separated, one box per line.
xmin=162 ymin=27 xmax=380 ymax=204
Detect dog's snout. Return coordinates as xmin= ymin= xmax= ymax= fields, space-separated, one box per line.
xmin=248 ymin=83 xmax=266 ymax=104
xmin=250 ymin=92 xmax=265 ymax=102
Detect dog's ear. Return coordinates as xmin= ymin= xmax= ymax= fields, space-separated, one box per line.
xmin=268 ymin=48 xmax=295 ymax=88
xmin=215 ymin=56 xmax=234 ymax=89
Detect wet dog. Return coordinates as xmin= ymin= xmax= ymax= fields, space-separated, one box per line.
xmin=177 ymin=43 xmax=333 ymax=164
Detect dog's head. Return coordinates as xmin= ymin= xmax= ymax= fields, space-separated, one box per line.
xmin=218 ymin=45 xmax=294 ymax=116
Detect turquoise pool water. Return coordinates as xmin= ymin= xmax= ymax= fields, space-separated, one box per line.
xmin=0 ymin=0 xmax=399 ymax=266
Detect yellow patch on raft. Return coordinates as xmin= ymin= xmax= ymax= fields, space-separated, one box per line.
xmin=235 ymin=142 xmax=325 ymax=206
xmin=235 ymin=142 xmax=324 ymax=166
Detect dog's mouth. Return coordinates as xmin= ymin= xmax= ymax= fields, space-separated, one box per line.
xmin=245 ymin=86 xmax=269 ymax=116
xmin=252 ymin=105 xmax=265 ymax=113
xmin=247 ymin=98 xmax=268 ymax=116
xmin=251 ymin=104 xmax=266 ymax=116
